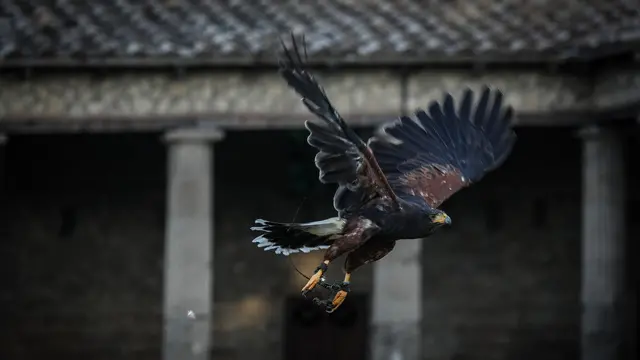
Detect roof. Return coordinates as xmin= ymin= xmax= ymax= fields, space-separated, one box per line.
xmin=0 ymin=0 xmax=639 ymax=67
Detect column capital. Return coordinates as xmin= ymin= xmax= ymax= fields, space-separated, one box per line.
xmin=163 ymin=127 xmax=225 ymax=144
xmin=0 ymin=133 xmax=7 ymax=145
xmin=576 ymin=124 xmax=622 ymax=141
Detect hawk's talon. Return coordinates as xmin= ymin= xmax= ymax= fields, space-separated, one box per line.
xmin=325 ymin=281 xmax=351 ymax=313
xmin=301 ymin=261 xmax=330 ymax=296
xmin=302 ymin=264 xmax=352 ymax=313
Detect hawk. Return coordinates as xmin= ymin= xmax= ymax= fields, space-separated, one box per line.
xmin=251 ymin=36 xmax=516 ymax=313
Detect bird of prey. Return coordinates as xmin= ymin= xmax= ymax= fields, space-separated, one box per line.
xmin=251 ymin=36 xmax=516 ymax=313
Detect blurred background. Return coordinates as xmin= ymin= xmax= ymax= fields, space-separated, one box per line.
xmin=0 ymin=1 xmax=638 ymax=360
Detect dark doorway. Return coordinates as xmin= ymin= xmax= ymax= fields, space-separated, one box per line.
xmin=284 ymin=294 xmax=369 ymax=360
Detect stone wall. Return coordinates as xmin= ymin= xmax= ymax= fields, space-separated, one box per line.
xmin=0 ymin=128 xmax=636 ymax=360
xmin=0 ymin=130 xmax=373 ymax=360
xmin=422 ymin=128 xmax=583 ymax=360
xmin=0 ymin=133 xmax=167 ymax=359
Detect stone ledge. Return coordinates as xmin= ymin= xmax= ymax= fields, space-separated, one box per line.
xmin=0 ymin=70 xmax=402 ymax=117
xmin=0 ymin=69 xmax=592 ymax=127
xmin=0 ymin=66 xmax=637 ymax=131
xmin=593 ymin=65 xmax=640 ymax=109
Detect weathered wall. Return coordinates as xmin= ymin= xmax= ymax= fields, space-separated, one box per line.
xmin=0 ymin=130 xmax=373 ymax=360
xmin=420 ymin=128 xmax=638 ymax=360
xmin=0 ymin=129 xmax=636 ymax=360
xmin=0 ymin=134 xmax=167 ymax=359
xmin=421 ymin=129 xmax=583 ymax=360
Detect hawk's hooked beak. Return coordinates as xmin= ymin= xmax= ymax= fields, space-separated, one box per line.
xmin=433 ymin=213 xmax=452 ymax=225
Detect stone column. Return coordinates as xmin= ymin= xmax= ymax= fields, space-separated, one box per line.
xmin=0 ymin=134 xmax=7 ymax=193
xmin=162 ymin=127 xmax=224 ymax=360
xmin=579 ymin=125 xmax=626 ymax=360
xmin=371 ymin=240 xmax=422 ymax=360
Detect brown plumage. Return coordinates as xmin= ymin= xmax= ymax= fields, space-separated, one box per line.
xmin=397 ymin=164 xmax=469 ymax=208
xmin=250 ymin=35 xmax=517 ymax=313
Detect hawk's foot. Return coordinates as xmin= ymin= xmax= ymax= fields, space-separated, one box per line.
xmin=326 ymin=273 xmax=351 ymax=313
xmin=301 ymin=260 xmax=329 ymax=296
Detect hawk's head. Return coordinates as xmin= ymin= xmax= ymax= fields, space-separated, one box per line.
xmin=429 ymin=209 xmax=452 ymax=227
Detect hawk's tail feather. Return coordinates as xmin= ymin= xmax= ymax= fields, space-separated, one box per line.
xmin=250 ymin=217 xmax=346 ymax=256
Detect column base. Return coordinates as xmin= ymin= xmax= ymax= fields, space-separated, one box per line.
xmin=165 ymin=314 xmax=210 ymax=360
xmin=371 ymin=321 xmax=421 ymax=360
xmin=582 ymin=302 xmax=625 ymax=360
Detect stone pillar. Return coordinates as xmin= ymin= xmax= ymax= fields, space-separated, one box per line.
xmin=162 ymin=127 xmax=224 ymax=360
xmin=371 ymin=240 xmax=422 ymax=360
xmin=0 ymin=134 xmax=7 ymax=193
xmin=579 ymin=125 xmax=626 ymax=360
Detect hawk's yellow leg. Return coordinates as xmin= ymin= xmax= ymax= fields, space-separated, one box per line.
xmin=301 ymin=260 xmax=330 ymax=294
xmin=327 ymin=273 xmax=351 ymax=313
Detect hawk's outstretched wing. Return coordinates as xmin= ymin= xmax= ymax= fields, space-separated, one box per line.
xmin=368 ymin=87 xmax=516 ymax=208
xmin=278 ymin=35 xmax=401 ymax=215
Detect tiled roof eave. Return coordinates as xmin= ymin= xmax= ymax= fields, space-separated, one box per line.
xmin=0 ymin=48 xmax=633 ymax=68
xmin=1 ymin=0 xmax=638 ymax=66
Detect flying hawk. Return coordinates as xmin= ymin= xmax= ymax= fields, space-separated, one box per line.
xmin=251 ymin=36 xmax=516 ymax=313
